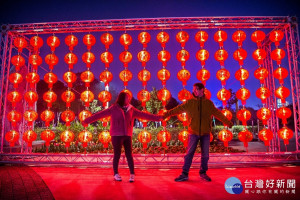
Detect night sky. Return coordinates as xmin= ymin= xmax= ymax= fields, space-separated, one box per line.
xmin=1 ymin=0 xmax=299 ymax=108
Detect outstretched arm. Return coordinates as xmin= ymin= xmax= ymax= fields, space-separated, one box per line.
xmin=211 ymin=103 xmax=233 ymax=127
xmin=82 ymin=106 xmax=113 ymax=125
xmin=133 ymin=108 xmax=163 ymax=121
xmin=163 ymin=101 xmax=188 ymax=119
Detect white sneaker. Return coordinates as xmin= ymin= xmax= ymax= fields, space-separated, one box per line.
xmin=129 ymin=174 xmax=135 ymax=182
xmin=114 ymin=174 xmax=122 ymax=181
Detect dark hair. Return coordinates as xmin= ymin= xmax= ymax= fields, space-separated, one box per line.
xmin=193 ymin=82 xmax=205 ymax=90
xmin=116 ymin=91 xmax=130 ymax=107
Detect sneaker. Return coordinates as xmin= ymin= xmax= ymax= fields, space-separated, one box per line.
xmin=114 ymin=174 xmax=122 ymax=181
xmin=129 ymin=174 xmax=135 ymax=182
xmin=175 ymin=174 xmax=188 ymax=182
xmin=200 ymin=173 xmax=211 ymax=182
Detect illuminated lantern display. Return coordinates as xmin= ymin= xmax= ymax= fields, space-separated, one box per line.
xmin=64 ymin=52 xmax=78 ymax=69
xmin=214 ymin=49 xmax=228 ymax=66
xmin=138 ymin=32 xmax=151 ymax=48
xmin=138 ymin=130 xmax=152 ymax=148
xmin=158 ymin=108 xmax=170 ymax=126
xmin=23 ymin=130 xmax=37 ymax=147
xmin=204 ymin=88 xmax=211 ymax=99
xmin=60 ymin=130 xmax=75 ymax=148
xmin=176 ymin=31 xmax=189 ymax=47
xmin=273 ymin=67 xmax=288 ymax=85
xmin=238 ymin=129 xmax=253 ymax=148
xmin=9 ymin=72 xmax=23 ymax=88
xmin=176 ymin=49 xmax=190 ymax=66
xmin=61 ymin=90 xmax=75 ymax=107
xmin=137 ymin=50 xmax=150 ymax=67
xmin=120 ymin=33 xmax=132 ymax=50
xmin=137 ymin=89 xmax=150 ymax=107
xmin=278 ymin=126 xmax=293 ymax=145
xmin=237 ymin=108 xmax=251 ymax=126
xmin=157 ymin=130 xmax=171 ymax=147
xmin=196 ymin=49 xmax=209 ymax=66
xmin=14 ymin=37 xmax=27 ymax=52
xmin=43 ymin=91 xmax=57 ymax=108
xmin=8 ymin=91 xmax=22 ymax=107
xmin=100 ymin=51 xmax=113 ymax=68
xmin=258 ymin=128 xmax=273 ymax=146
xmin=251 ymin=30 xmax=265 ymax=47
xmin=98 ymin=90 xmax=112 ymax=107
xmin=119 ymin=69 xmax=133 ymax=86
xmin=269 ymin=30 xmax=284 ymax=47
xmin=276 ymin=106 xmax=292 ymax=125
xmin=218 ymin=129 xmax=233 ymax=147
xmin=214 ymin=30 xmax=227 ymax=47
xmin=217 ymin=88 xmax=231 ymax=106
xmin=47 ymin=35 xmax=60 ymax=51
xmin=41 ymin=110 xmax=55 ymax=127
xmin=196 ymin=68 xmax=210 ymax=85
xmin=80 ymin=90 xmax=94 ymax=107
xmin=216 ymin=68 xmax=230 ymax=86
xmin=45 ymin=53 xmax=59 ymax=70
xmin=63 ymin=71 xmax=77 ymax=87
xmin=101 ymin=33 xmax=114 ymax=49
xmin=210 ymin=133 xmax=213 ymax=142
xmin=119 ymin=51 xmax=133 ymax=68
xmin=256 ymin=107 xmax=271 ymax=125
xmin=252 ymin=49 xmax=267 ymax=65
xmin=178 ymin=89 xmax=192 ymax=102
xmin=158 ymin=50 xmax=171 ymax=66
xmin=275 ymin=86 xmax=290 ymax=103
xmin=232 ymin=30 xmax=246 ymax=47
xmin=221 ymin=109 xmax=233 ymax=121
xmin=254 ymin=67 xmax=268 ymax=84
xmin=100 ymin=117 xmax=111 ymax=128
xmin=177 ymin=69 xmax=191 ymax=85
xmin=83 ymin=34 xmax=96 ymax=50
xmin=235 ymin=68 xmax=249 ymax=86
xmin=157 ymin=88 xmax=171 ymax=106
xmin=29 ymin=54 xmax=42 ymax=70
xmin=11 ymin=55 xmax=25 ymax=71
xmin=24 ymin=110 xmax=38 ymax=126
xmin=178 ymin=130 xmax=189 ymax=147
xmin=26 ymin=72 xmax=40 ymax=88
xmin=61 ymin=110 xmax=76 ymax=126
xmin=256 ymin=87 xmax=270 ymax=104
xmin=271 ymin=48 xmax=285 ymax=65
xmin=80 ymin=70 xmax=94 ymax=87
xmin=157 ymin=68 xmax=170 ymax=86
xmin=78 ymin=130 xmax=93 ymax=148
xmin=236 ymin=88 xmax=250 ymax=105
xmin=138 ymin=69 xmax=151 ymax=86
xmin=177 ymin=112 xmax=188 ymax=126
xmin=41 ymin=129 xmax=55 ymax=149
xmin=7 ymin=110 xmax=22 ymax=127
xmin=156 ymin=31 xmax=169 ymax=48
xmin=44 ymin=73 xmax=57 ymax=89
xmin=65 ymin=34 xmax=78 ymax=51
xmin=99 ymin=70 xmax=113 ymax=86
xmin=30 ymin=36 xmax=43 ymax=52
xmin=233 ymin=48 xmax=247 ymax=65
xmin=79 ymin=110 xmax=92 ymax=123
xmin=99 ymin=130 xmax=111 ymax=148
xmin=82 ymin=52 xmax=95 ymax=68
xmin=5 ymin=130 xmax=19 ymax=147
xmin=195 ymin=30 xmax=208 ymax=48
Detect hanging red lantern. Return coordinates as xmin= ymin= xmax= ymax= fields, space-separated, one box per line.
xmin=81 ymin=70 xmax=94 ymax=87
xmin=99 ymin=130 xmax=111 ymax=148
xmin=236 ymin=88 xmax=251 ymax=105
xmin=41 ymin=110 xmax=55 ymax=127
xmin=122 ymin=89 xmax=133 ymax=99
xmin=100 ymin=51 xmax=113 ymax=68
xmin=237 ymin=108 xmax=251 ymax=126
xmin=63 ymin=71 xmax=77 ymax=87
xmin=176 ymin=49 xmax=190 ymax=66
xmin=210 ymin=133 xmax=213 ymax=142
xmin=273 ymin=67 xmax=288 ymax=84
xmin=23 ymin=130 xmax=37 ymax=147
xmin=45 ymin=54 xmax=59 ymax=70
xmin=8 ymin=91 xmax=22 ymax=107
xmin=138 ymin=130 xmax=152 ymax=148
xmin=176 ymin=31 xmax=189 ymax=47
xmin=138 ymin=32 xmax=151 ymax=48
xmin=271 ymin=48 xmax=286 ymax=65
xmin=214 ymin=49 xmax=228 ymax=66
xmin=258 ymin=128 xmax=273 ymax=146
xmin=204 ymin=88 xmax=211 ymax=99
xmin=9 ymin=72 xmax=23 ymax=88
xmin=82 ymin=52 xmax=95 ymax=68
xmin=278 ymin=126 xmax=293 ymax=145
xmin=218 ymin=129 xmax=233 ymax=147
xmin=83 ymin=34 xmax=96 ymax=50
xmin=217 ymin=88 xmax=231 ymax=104
xmin=43 ymin=91 xmax=57 ymax=107
xmin=101 ymin=33 xmax=114 ymax=49
xmin=251 ymin=30 xmax=266 ymax=46
xmin=257 ymin=107 xmax=271 ymax=125
xmin=11 ymin=55 xmax=25 ymax=70
xmin=41 ymin=129 xmax=55 ymax=147
xmin=7 ymin=110 xmax=22 ymax=127
xmin=276 ymin=106 xmax=292 ymax=125
xmin=252 ymin=49 xmax=267 ymax=65
xmin=216 ymin=68 xmax=230 ymax=86
xmin=221 ymin=109 xmax=232 ymax=121
xmin=119 ymin=69 xmax=133 ymax=86
xmin=79 ymin=110 xmax=92 ymax=124
xmin=157 ymin=68 xmax=170 ymax=86
xmin=44 ymin=72 xmax=58 ymax=88
xmin=270 ymin=30 xmax=284 ymax=46
xmin=138 ymin=69 xmax=151 ymax=86
xmin=196 ymin=49 xmax=209 ymax=66
xmin=24 ymin=91 xmax=38 ymax=107
xmin=254 ymin=67 xmax=268 ymax=84
xmin=157 ymin=88 xmax=171 ymax=106
xmin=64 ymin=52 xmax=78 ymax=69
xmin=137 ymin=50 xmax=150 ymax=67
xmin=256 ymin=87 xmax=270 ymax=104
xmin=157 ymin=130 xmax=171 ymax=147
xmin=60 ymin=130 xmax=75 ymax=147
xmin=232 ymin=30 xmax=246 ymax=46
xmin=120 ymin=33 xmax=132 ymax=50
xmin=61 ymin=90 xmax=75 ymax=107
xmin=30 ymin=36 xmax=43 ymax=52
xmin=158 ymin=50 xmax=171 ymax=66
xmin=29 ymin=54 xmax=42 ymax=69
xmin=138 ymin=110 xmax=151 ymax=127
xmin=156 ymin=31 xmax=169 ymax=47
xmin=14 ymin=37 xmax=27 ymax=52
xmin=99 ymin=70 xmax=113 ymax=86
xmin=275 ymin=86 xmax=290 ymax=103
xmin=233 ymin=48 xmax=247 ymax=66
xmin=98 ymin=90 xmax=112 ymax=107
xmin=238 ymin=129 xmax=253 ymax=147
xmin=235 ymin=68 xmax=249 ymax=86
xmin=26 ymin=72 xmax=40 ymax=88
xmin=197 ymin=68 xmax=210 ymax=85
xmin=119 ymin=51 xmax=133 ymax=67
xmin=24 ymin=110 xmax=38 ymax=126
xmin=137 ymin=89 xmax=150 ymax=107
xmin=177 ymin=69 xmax=191 ymax=86
xmin=177 ymin=112 xmax=188 ymax=126
xmin=5 ymin=130 xmax=19 ymax=147
xmin=65 ymin=34 xmax=78 ymax=51
xmin=195 ymin=31 xmax=208 ymax=48
xmin=178 ymin=130 xmax=189 ymax=147
xmin=158 ymin=108 xmax=170 ymax=126
xmin=214 ymin=30 xmax=227 ymax=46
xmin=81 ymin=90 xmax=94 ymax=107
xmin=100 ymin=116 xmax=111 ymax=127
xmin=78 ymin=130 xmax=93 ymax=148
xmin=47 ymin=36 xmax=60 ymax=51
xmin=178 ymin=89 xmax=192 ymax=102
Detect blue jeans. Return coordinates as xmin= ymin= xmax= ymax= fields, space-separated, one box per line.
xmin=182 ymin=134 xmax=210 ymax=175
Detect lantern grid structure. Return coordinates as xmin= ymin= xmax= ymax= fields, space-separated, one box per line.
xmin=0 ymin=16 xmax=300 ymax=166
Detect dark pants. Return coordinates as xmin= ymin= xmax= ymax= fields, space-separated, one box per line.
xmin=111 ymin=136 xmax=134 ymax=175
xmin=182 ymin=134 xmax=210 ymax=175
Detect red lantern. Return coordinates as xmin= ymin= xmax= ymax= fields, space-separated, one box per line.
xmin=176 ymin=49 xmax=190 ymax=66
xmin=62 ymin=90 xmax=75 ymax=107
xmin=218 ymin=129 xmax=233 ymax=147
xmin=82 ymin=52 xmax=95 ymax=68
xmin=45 ymin=54 xmax=59 ymax=70
xmin=81 ymin=70 xmax=94 ymax=87
xmin=236 ymin=88 xmax=250 ymax=105
xmin=157 ymin=68 xmax=170 ymax=86
xmin=138 ymin=32 xmax=151 ymax=48
xmin=221 ymin=109 xmax=232 ymax=121
xmin=214 ymin=30 xmax=227 ymax=46
xmin=23 ymin=130 xmax=37 ymax=147
xmin=63 ymin=71 xmax=77 ymax=87
xmin=44 ymin=72 xmax=58 ymax=88
xmin=275 ymin=86 xmax=290 ymax=103
xmin=233 ymin=48 xmax=247 ymax=66
xmin=195 ymin=31 xmax=208 ymax=47
xmin=138 ymin=110 xmax=151 ymax=127
xmin=256 ymin=87 xmax=270 ymax=104
xmin=137 ymin=89 xmax=151 ymax=107
xmin=24 ymin=110 xmax=38 ymax=126
xmin=204 ymin=88 xmax=211 ymax=99
xmin=14 ymin=37 xmax=27 ymax=52
xmin=252 ymin=49 xmax=267 ymax=65
xmin=47 ymin=36 xmax=60 ymax=51
xmin=217 ymin=88 xmax=231 ymax=105
xmin=232 ymin=30 xmax=246 ymax=46
xmin=100 ymin=116 xmax=111 ymax=127
xmin=158 ymin=109 xmax=170 ymax=126
xmin=24 ymin=91 xmax=38 ymax=107
xmin=98 ymin=90 xmax=112 ymax=107
xmin=258 ymin=128 xmax=273 ymax=146
xmin=79 ymin=110 xmax=92 ymax=123
xmin=8 ymin=91 xmax=22 ymax=107
xmin=156 ymin=31 xmax=169 ymax=47
xmin=273 ymin=67 xmax=288 ymax=84
xmin=78 ymin=130 xmax=93 ymax=148
xmin=178 ymin=130 xmax=189 ymax=147
xmin=214 ymin=49 xmax=228 ymax=66
xmin=65 ymin=35 xmax=78 ymax=51
xmin=120 ymin=33 xmax=132 ymax=50
xmin=99 ymin=70 xmax=113 ymax=86
xmin=251 ymin=30 xmax=266 ymax=46
xmin=9 ymin=72 xmax=23 ymax=88
xmin=7 ymin=110 xmax=21 ymax=127
xmin=237 ymin=108 xmax=251 ymax=126
xmin=41 ymin=110 xmax=55 ymax=127
xmin=43 ymin=91 xmax=57 ymax=107
xmin=177 ymin=69 xmax=191 ymax=86
xmin=137 ymin=50 xmax=150 ymax=67
xmin=26 ymin=72 xmax=40 ymax=88
xmin=235 ymin=68 xmax=249 ymax=86
xmin=238 ymin=129 xmax=253 ymax=147
xmin=99 ymin=130 xmax=111 ymax=148
xmin=216 ymin=68 xmax=230 ymax=86
xmin=257 ymin=107 xmax=271 ymax=125
xmin=101 ymin=33 xmax=114 ymax=49
xmin=81 ymin=90 xmax=95 ymax=107
xmin=100 ymin=52 xmax=113 ymax=67
xmin=178 ymin=89 xmax=192 ymax=102
xmin=278 ymin=126 xmax=293 ymax=145
xmin=138 ymin=130 xmax=152 ymax=148
xmin=177 ymin=112 xmax=188 ymax=126
xmin=197 ymin=68 xmax=210 ymax=85
xmin=158 ymin=50 xmax=171 ymax=66
xmin=176 ymin=31 xmax=189 ymax=47
xmin=41 ymin=129 xmax=55 ymax=147
xmin=157 ymin=88 xmax=171 ymax=106
xmin=30 ymin=36 xmax=43 ymax=52
xmin=64 ymin=52 xmax=78 ymax=69
xmin=157 ymin=130 xmax=171 ymax=147
xmin=29 ymin=54 xmax=42 ymax=69
xmin=11 ymin=55 xmax=25 ymax=70
xmin=196 ymin=49 xmax=209 ymax=66
xmin=271 ymin=48 xmax=285 ymax=65
xmin=119 ymin=51 xmax=132 ymax=67
xmin=276 ymin=106 xmax=292 ymax=125
xmin=210 ymin=133 xmax=213 ymax=142
xmin=60 ymin=130 xmax=75 ymax=147
xmin=138 ymin=69 xmax=151 ymax=86
xmin=270 ymin=30 xmax=284 ymax=46
xmin=119 ymin=69 xmax=133 ymax=86
xmin=83 ymin=34 xmax=96 ymax=50
xmin=5 ymin=130 xmax=19 ymax=147
xmin=254 ymin=67 xmax=268 ymax=84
